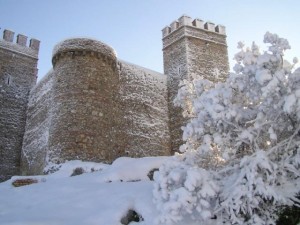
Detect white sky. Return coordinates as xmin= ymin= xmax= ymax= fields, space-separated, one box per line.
xmin=0 ymin=0 xmax=299 ymax=80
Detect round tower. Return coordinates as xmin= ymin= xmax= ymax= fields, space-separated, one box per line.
xmin=48 ymin=38 xmax=124 ymax=165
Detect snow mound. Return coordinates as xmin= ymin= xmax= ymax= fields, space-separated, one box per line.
xmin=102 ymin=156 xmax=168 ymax=182
xmin=0 ymin=157 xmax=176 ymax=225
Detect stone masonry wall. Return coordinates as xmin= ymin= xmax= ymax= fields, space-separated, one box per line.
xmin=19 ymin=38 xmax=171 ymax=175
xmin=0 ymin=30 xmax=39 ymax=181
xmin=162 ymin=15 xmax=229 ymax=153
xmin=163 ymin=36 xmax=189 ymax=153
xmin=21 ymin=71 xmax=54 ymax=175
xmin=118 ymin=60 xmax=170 ymax=157
xmin=1 ymin=15 xmax=230 ymax=177
xmin=186 ymin=30 xmax=229 ymax=83
xmin=47 ymin=38 xmax=124 ymax=165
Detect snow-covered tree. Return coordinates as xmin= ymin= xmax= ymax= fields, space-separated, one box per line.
xmin=153 ymin=32 xmax=300 ymax=225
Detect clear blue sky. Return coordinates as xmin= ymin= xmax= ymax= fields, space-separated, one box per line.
xmin=0 ymin=0 xmax=299 ymax=80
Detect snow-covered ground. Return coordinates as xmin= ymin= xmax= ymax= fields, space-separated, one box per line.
xmin=0 ymin=157 xmax=173 ymax=225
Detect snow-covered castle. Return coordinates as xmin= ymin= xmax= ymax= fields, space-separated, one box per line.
xmin=0 ymin=15 xmax=229 ymax=181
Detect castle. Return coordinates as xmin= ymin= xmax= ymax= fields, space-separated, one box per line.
xmin=0 ymin=15 xmax=229 ymax=181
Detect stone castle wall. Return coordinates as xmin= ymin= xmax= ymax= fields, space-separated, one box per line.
xmin=21 ymin=71 xmax=54 ymax=174
xmin=0 ymin=30 xmax=39 ymax=181
xmin=20 ymin=39 xmax=170 ymax=175
xmin=1 ymin=15 xmax=229 ymax=178
xmin=119 ymin=60 xmax=170 ymax=157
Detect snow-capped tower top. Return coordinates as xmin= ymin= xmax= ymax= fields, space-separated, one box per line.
xmin=162 ymin=15 xmax=226 ymax=39
xmin=2 ymin=29 xmax=40 ymax=58
xmin=52 ymin=38 xmax=116 ymax=67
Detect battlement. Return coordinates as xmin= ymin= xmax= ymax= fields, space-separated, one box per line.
xmin=162 ymin=15 xmax=226 ymax=38
xmin=0 ymin=29 xmax=40 ymax=59
xmin=2 ymin=29 xmax=40 ymax=51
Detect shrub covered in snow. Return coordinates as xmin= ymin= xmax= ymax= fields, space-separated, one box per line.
xmin=153 ymin=155 xmax=219 ymax=224
xmin=154 ymin=32 xmax=300 ymax=225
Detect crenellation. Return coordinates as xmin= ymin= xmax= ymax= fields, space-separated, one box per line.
xmin=3 ymin=29 xmax=14 ymax=42
xmin=192 ymin=18 xmax=204 ymax=29
xmin=170 ymin=21 xmax=179 ymax=32
xmin=17 ymin=34 xmax=28 ymax=46
xmin=2 ymin=30 xmax=40 ymax=53
xmin=204 ymin=21 xmax=215 ymax=32
xmin=162 ymin=16 xmax=226 ymax=39
xmin=29 ymin=39 xmax=40 ymax=52
xmin=162 ymin=26 xmax=171 ymax=38
xmin=178 ymin=15 xmax=192 ymax=26
xmin=215 ymin=25 xmax=226 ymax=35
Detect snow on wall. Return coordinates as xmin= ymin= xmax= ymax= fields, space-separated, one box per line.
xmin=21 ymin=70 xmax=54 ymax=175
xmin=118 ymin=60 xmax=170 ymax=157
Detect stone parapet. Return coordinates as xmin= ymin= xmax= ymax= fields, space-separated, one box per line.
xmin=162 ymin=15 xmax=226 ymax=38
xmin=0 ymin=29 xmax=39 ymax=59
xmin=52 ymin=38 xmax=116 ymax=66
xmin=162 ymin=15 xmax=227 ymax=49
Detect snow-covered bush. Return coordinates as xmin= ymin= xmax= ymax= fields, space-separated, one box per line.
xmin=154 ymin=32 xmax=300 ymax=225
xmin=153 ymin=155 xmax=219 ymax=224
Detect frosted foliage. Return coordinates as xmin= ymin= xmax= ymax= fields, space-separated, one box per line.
xmin=220 ymin=151 xmax=282 ymax=225
xmin=153 ymin=156 xmax=218 ymax=225
xmin=154 ymin=32 xmax=300 ymax=225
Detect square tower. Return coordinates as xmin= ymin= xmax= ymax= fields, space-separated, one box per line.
xmin=0 ymin=30 xmax=39 ymax=181
xmin=162 ymin=15 xmax=229 ymax=153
